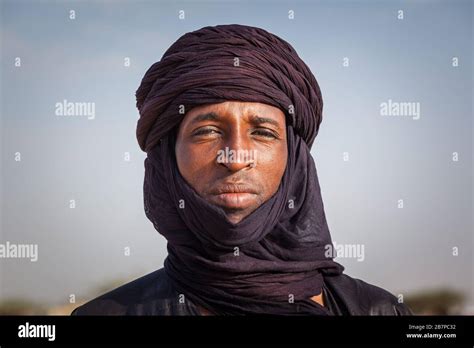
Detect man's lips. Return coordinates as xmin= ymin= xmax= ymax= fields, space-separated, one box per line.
xmin=212 ymin=192 xmax=257 ymax=209
xmin=209 ymin=183 xmax=258 ymax=209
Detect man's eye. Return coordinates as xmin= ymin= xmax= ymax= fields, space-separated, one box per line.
xmin=193 ymin=128 xmax=219 ymax=136
xmin=253 ymin=129 xmax=277 ymax=138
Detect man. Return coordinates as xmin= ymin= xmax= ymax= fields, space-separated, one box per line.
xmin=72 ymin=24 xmax=412 ymax=316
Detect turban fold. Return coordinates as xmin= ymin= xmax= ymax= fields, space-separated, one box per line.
xmin=136 ymin=24 xmax=324 ymax=152
xmin=138 ymin=24 xmax=344 ymax=315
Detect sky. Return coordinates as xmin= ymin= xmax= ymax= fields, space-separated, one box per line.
xmin=0 ymin=0 xmax=473 ymax=310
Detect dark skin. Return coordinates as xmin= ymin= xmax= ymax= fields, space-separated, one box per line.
xmin=174 ymin=101 xmax=324 ymax=312
xmin=175 ymin=101 xmax=288 ymax=224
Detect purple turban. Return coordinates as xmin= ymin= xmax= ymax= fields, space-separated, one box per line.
xmin=136 ymin=24 xmax=324 ymax=152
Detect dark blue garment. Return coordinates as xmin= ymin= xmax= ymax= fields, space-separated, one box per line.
xmin=71 ymin=268 xmax=412 ymax=316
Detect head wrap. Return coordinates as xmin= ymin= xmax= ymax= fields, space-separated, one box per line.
xmin=136 ymin=24 xmax=324 ymax=152
xmin=136 ymin=24 xmax=344 ymax=315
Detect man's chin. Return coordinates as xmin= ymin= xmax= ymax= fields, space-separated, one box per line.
xmin=222 ymin=209 xmax=251 ymax=224
xmin=209 ymin=201 xmax=258 ymax=224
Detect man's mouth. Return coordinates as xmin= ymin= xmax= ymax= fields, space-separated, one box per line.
xmin=209 ymin=183 xmax=258 ymax=210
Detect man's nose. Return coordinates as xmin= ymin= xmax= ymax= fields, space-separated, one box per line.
xmin=217 ymin=132 xmax=255 ymax=172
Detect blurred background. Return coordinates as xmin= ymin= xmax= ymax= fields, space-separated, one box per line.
xmin=0 ymin=0 xmax=472 ymax=315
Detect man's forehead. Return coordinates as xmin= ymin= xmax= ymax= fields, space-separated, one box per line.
xmin=184 ymin=101 xmax=285 ymax=124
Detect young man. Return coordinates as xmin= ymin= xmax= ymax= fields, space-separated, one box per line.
xmin=72 ymin=24 xmax=412 ymax=316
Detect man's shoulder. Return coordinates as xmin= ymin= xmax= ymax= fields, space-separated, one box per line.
xmin=324 ymin=273 xmax=413 ymax=315
xmin=71 ymin=268 xmax=413 ymax=316
xmin=71 ymin=268 xmax=179 ymax=315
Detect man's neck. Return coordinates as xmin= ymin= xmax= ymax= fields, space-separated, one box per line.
xmin=311 ymin=292 xmax=324 ymax=306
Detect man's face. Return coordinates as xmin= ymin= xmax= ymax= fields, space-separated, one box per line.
xmin=175 ymin=101 xmax=288 ymax=224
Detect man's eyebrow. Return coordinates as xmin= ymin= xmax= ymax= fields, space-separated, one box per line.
xmin=189 ymin=112 xmax=281 ymax=128
xmin=190 ymin=112 xmax=220 ymax=124
xmin=249 ymin=114 xmax=281 ymax=128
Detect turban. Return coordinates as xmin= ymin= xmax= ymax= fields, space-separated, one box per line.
xmin=137 ymin=24 xmax=344 ymax=315
xmin=136 ymin=24 xmax=324 ymax=152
